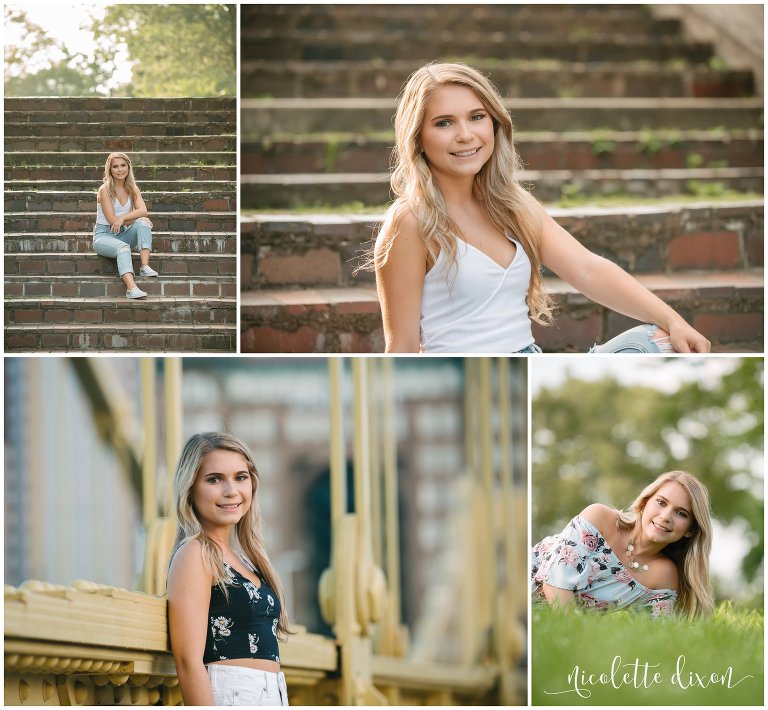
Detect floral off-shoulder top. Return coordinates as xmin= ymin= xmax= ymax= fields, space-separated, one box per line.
xmin=531 ymin=515 xmax=677 ymax=616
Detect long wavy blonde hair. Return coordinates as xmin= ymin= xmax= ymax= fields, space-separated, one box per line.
xmin=169 ymin=432 xmax=290 ymax=640
xmin=102 ymin=152 xmax=140 ymax=203
xmin=617 ymin=471 xmax=714 ymax=618
xmin=372 ymin=61 xmax=552 ymax=324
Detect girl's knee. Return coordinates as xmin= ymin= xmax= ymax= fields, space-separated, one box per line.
xmin=137 ymin=217 xmax=153 ymax=228
xmin=652 ymin=327 xmax=670 ymax=341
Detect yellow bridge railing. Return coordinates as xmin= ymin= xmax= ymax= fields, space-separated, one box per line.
xmin=5 ymin=357 xmax=526 ymax=706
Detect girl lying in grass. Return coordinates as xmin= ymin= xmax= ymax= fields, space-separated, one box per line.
xmin=532 ymin=471 xmax=714 ymax=617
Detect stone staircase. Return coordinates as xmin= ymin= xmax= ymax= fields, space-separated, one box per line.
xmin=4 ymin=97 xmax=237 ymax=352
xmin=240 ymin=4 xmax=763 ymax=353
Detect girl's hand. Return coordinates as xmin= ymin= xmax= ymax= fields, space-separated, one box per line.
xmin=110 ymin=216 xmax=125 ymax=234
xmin=668 ymin=320 xmax=711 ymax=353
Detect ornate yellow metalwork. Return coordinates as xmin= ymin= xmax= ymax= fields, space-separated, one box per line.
xmin=5 ymin=356 xmax=527 ymax=705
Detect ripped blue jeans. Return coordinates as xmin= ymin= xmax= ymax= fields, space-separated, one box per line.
xmin=517 ymin=324 xmax=674 ymax=354
xmin=589 ymin=324 xmax=674 ymax=353
xmin=93 ymin=219 xmax=153 ymax=276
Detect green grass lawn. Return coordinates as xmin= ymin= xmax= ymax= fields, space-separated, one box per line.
xmin=532 ymin=601 xmax=763 ymax=705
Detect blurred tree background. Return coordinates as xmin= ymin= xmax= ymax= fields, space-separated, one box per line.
xmin=532 ymin=358 xmax=763 ymax=600
xmin=4 ymin=4 xmax=235 ymax=97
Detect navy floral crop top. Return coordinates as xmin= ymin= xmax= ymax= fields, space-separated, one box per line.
xmin=203 ymin=555 xmax=281 ymax=665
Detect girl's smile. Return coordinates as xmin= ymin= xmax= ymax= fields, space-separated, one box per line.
xmin=191 ymin=449 xmax=253 ymax=529
xmin=110 ymin=159 xmax=129 ymax=179
xmin=419 ymin=83 xmax=494 ymax=180
xmin=641 ymin=481 xmax=694 ymax=544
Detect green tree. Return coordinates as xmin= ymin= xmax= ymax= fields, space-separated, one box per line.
xmin=93 ymin=4 xmax=235 ymax=97
xmin=4 ymin=6 xmax=116 ymax=96
xmin=532 ymin=359 xmax=763 ymax=584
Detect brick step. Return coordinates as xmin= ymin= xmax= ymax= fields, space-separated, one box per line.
xmin=5 ymin=188 xmax=235 ymax=213
xmin=240 ymin=286 xmax=383 ymax=353
xmin=5 ymin=274 xmax=236 ymax=299
xmin=243 ymin=130 xmax=763 ymax=174
xmin=241 ymin=168 xmax=764 ymax=208
xmin=535 ymin=270 xmax=764 ymax=352
xmin=4 ymin=151 xmax=235 ymax=167
xmin=5 ymin=231 xmax=237 ymax=255
xmin=4 ymin=110 xmax=235 ymax=125
xmin=243 ymin=60 xmax=754 ymax=99
xmin=5 ymin=252 xmax=235 ymax=277
xmin=4 ymin=121 xmax=236 ymax=137
xmin=240 ymin=201 xmax=763 ymax=289
xmin=5 ymin=165 xmax=237 ymax=181
xmin=4 ymin=323 xmax=236 ymax=353
xmin=241 ymin=31 xmax=713 ymax=63
xmin=243 ymin=7 xmax=676 ymax=34
xmin=5 ymin=211 xmax=236 ymax=233
xmin=243 ymin=5 xmax=655 ymax=25
xmin=242 ymin=97 xmax=763 ymax=134
xmin=5 ymin=135 xmax=236 ymax=152
xmin=5 ymin=179 xmax=234 ymax=191
xmin=4 ymin=97 xmax=236 ymax=111
xmin=5 ymin=295 xmax=236 ymax=326
xmin=239 ymin=271 xmax=763 ymax=353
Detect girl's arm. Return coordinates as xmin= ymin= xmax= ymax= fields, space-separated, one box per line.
xmin=98 ymin=186 xmax=122 ymax=234
xmin=535 ymin=201 xmax=711 ymax=353
xmin=98 ymin=186 xmax=149 ymax=233
xmin=120 ymin=189 xmax=149 ymax=227
xmin=167 ymin=539 xmax=214 ymax=706
xmin=374 ymin=210 xmax=427 ymax=353
xmin=541 ymin=583 xmax=576 ymax=607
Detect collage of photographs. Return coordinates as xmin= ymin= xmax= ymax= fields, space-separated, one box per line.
xmin=2 ymin=2 xmax=764 ymax=708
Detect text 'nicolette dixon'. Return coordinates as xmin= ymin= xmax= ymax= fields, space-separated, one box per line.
xmin=543 ymin=654 xmax=754 ymax=699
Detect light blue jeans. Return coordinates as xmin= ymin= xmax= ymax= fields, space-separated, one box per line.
xmin=92 ymin=219 xmax=152 ymax=276
xmin=207 ymin=664 xmax=289 ymax=706
xmin=517 ymin=324 xmax=674 ymax=354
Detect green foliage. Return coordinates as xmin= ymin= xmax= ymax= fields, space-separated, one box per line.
xmin=709 ymin=56 xmax=728 ymax=72
xmin=532 ymin=602 xmax=764 ymax=705
xmin=94 ymin=4 xmax=235 ymax=97
xmin=686 ymin=179 xmax=728 ymax=198
xmin=638 ymin=129 xmax=665 ymax=156
xmin=4 ymin=7 xmax=114 ymax=96
xmin=590 ymin=130 xmax=617 ymax=157
xmin=559 ymin=182 xmax=583 ymax=203
xmin=325 ymin=138 xmax=340 ymax=173
xmin=3 ymin=4 xmax=234 ymax=97
xmin=533 ymin=359 xmax=763 ymax=583
xmin=686 ymin=152 xmax=704 ymax=169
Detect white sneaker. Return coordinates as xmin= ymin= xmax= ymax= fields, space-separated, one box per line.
xmin=126 ymin=286 xmax=148 ymax=299
xmin=140 ymin=265 xmax=159 ymax=277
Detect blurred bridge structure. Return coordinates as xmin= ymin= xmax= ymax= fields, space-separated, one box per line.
xmin=5 ymin=357 xmax=527 ymax=705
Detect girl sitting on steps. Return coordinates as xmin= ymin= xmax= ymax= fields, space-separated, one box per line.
xmin=370 ymin=62 xmax=711 ymax=354
xmin=93 ymin=151 xmax=158 ymax=299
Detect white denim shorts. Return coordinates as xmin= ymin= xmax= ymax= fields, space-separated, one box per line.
xmin=207 ymin=663 xmax=289 ymax=706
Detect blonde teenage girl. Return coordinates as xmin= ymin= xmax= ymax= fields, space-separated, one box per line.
xmin=93 ymin=152 xmax=157 ymax=299
xmin=167 ymin=432 xmax=290 ymax=706
xmin=373 ymin=63 xmax=711 ymax=354
xmin=531 ymin=471 xmax=714 ymax=617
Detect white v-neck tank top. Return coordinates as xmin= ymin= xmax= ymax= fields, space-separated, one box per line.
xmin=420 ymin=235 xmax=534 ymax=353
xmin=96 ymin=194 xmax=132 ymax=225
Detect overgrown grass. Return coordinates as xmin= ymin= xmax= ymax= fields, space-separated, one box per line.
xmin=532 ymin=601 xmax=763 ymax=705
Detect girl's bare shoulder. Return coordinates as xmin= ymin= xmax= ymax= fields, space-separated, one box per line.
xmin=168 ymin=538 xmax=209 ymax=581
xmin=579 ymin=503 xmax=619 ymax=529
xmin=375 ymin=203 xmax=424 ymax=259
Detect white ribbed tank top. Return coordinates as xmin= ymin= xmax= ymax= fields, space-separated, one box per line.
xmin=420 ymin=235 xmax=534 ymax=353
xmin=96 ymin=194 xmax=132 ymax=225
